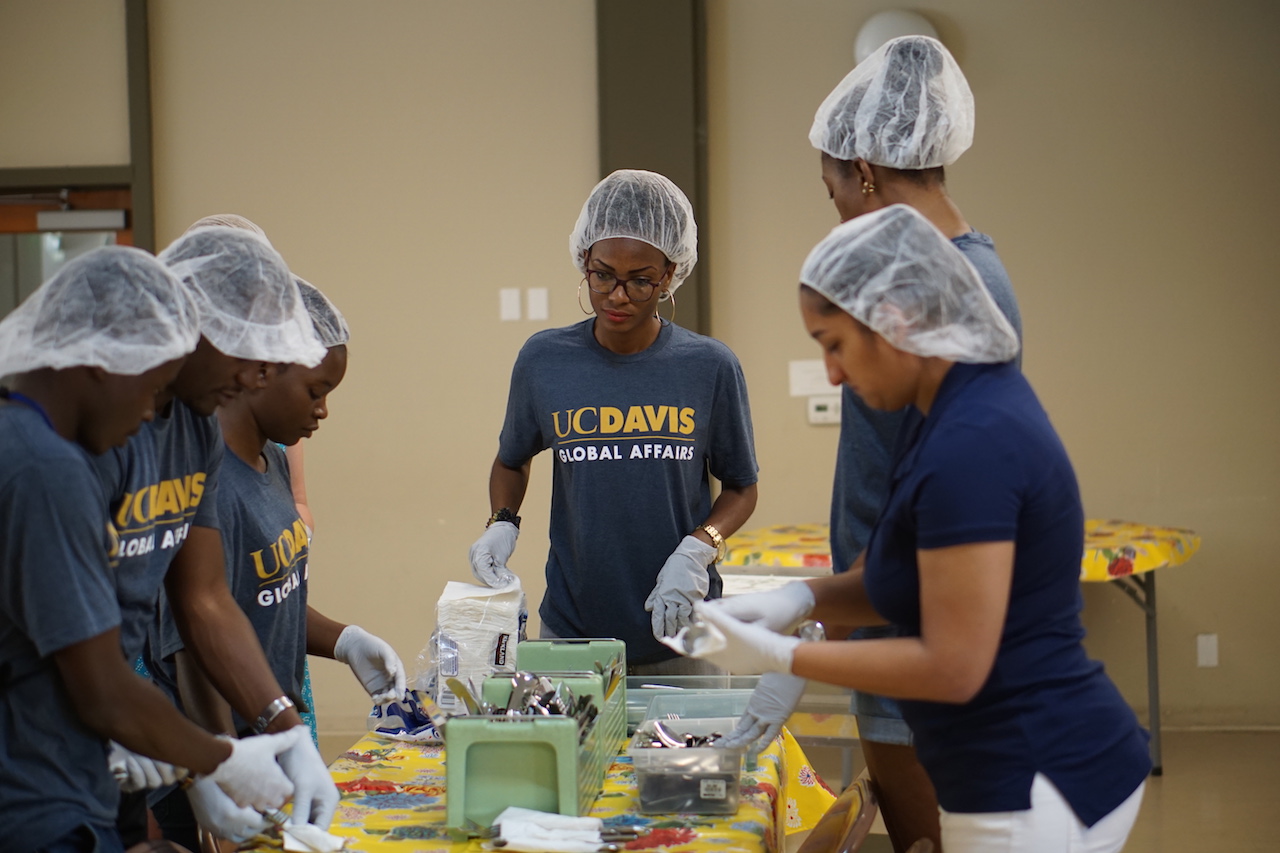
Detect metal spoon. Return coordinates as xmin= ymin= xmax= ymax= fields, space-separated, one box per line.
xmin=650 ymin=719 xmax=686 ymax=749
xmin=507 ymin=671 xmax=539 ymax=712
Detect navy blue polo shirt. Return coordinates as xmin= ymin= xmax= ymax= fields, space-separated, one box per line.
xmin=863 ymin=361 xmax=1150 ymax=825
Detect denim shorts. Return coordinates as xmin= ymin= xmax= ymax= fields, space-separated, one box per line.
xmin=850 ymin=624 xmax=914 ymax=746
xmin=853 ymin=689 xmax=914 ymax=746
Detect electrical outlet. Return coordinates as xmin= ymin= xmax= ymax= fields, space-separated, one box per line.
xmin=1196 ymin=633 xmax=1218 ymax=667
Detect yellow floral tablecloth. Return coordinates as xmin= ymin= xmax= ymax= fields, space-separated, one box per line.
xmin=1079 ymin=519 xmax=1200 ymax=583
xmin=241 ymin=728 xmax=834 ymax=852
xmin=722 ymin=521 xmax=1200 ymax=584
xmin=721 ymin=524 xmax=834 ymax=572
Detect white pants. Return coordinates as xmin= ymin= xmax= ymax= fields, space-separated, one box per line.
xmin=940 ymin=773 xmax=1145 ymax=853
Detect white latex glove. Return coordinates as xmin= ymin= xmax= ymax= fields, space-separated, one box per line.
xmin=334 ymin=624 xmax=407 ymax=704
xmin=705 ymin=580 xmax=815 ymax=634
xmin=645 ymin=535 xmax=718 ymax=640
xmin=277 ymin=727 xmax=340 ymax=829
xmin=679 ymin=601 xmax=801 ymax=674
xmin=187 ymin=775 xmax=272 ymax=842
xmin=107 ymin=741 xmax=189 ymax=792
xmin=206 ymin=727 xmax=301 ymax=810
xmin=718 ymin=672 xmax=808 ymax=750
xmin=469 ymin=521 xmax=519 ymax=587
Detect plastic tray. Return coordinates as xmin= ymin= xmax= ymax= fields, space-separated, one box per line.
xmin=627 ymin=716 xmax=746 ymax=814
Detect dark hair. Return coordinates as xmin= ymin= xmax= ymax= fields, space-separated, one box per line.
xmin=799 ymin=284 xmax=846 ymax=316
xmin=827 ymin=152 xmax=945 ymax=187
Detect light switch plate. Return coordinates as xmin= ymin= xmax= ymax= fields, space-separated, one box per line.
xmin=526 ymin=288 xmax=548 ymax=320
xmin=499 ymin=288 xmax=521 ymax=321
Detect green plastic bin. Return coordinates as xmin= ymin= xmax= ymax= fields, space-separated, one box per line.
xmin=444 ymin=639 xmax=626 ymax=827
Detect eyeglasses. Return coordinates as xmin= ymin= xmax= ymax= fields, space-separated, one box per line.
xmin=584 ymin=269 xmax=664 ymax=302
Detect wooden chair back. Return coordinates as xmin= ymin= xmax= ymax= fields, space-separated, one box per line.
xmin=796 ymin=771 xmax=879 ymax=853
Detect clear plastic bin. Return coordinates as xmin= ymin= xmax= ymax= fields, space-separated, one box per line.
xmin=625 ymin=674 xmax=760 ymax=735
xmin=627 ymin=716 xmax=746 ymax=814
xmin=645 ymin=690 xmax=754 ymax=721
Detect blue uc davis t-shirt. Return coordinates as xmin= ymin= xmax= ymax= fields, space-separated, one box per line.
xmin=150 ymin=442 xmax=309 ymax=735
xmin=0 ymin=402 xmax=123 ymax=848
xmin=499 ymin=319 xmax=758 ymax=664
xmin=863 ymin=362 xmax=1151 ymax=825
xmin=92 ymin=400 xmax=223 ymax=662
xmin=830 ymin=230 xmax=1022 ymax=573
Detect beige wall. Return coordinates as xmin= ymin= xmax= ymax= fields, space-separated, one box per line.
xmin=705 ymin=0 xmax=1280 ymax=727
xmin=5 ymin=1 xmax=1276 ymax=740
xmin=149 ymin=0 xmax=598 ymax=735
xmin=0 ymin=0 xmax=130 ymax=167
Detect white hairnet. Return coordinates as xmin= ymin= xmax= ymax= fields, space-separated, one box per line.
xmin=0 ymin=246 xmax=200 ymax=377
xmin=158 ymin=226 xmax=326 ymax=367
xmin=569 ymin=169 xmax=698 ymax=293
xmin=810 ymin=35 xmax=974 ymax=169
xmin=294 ymin=277 xmax=349 ymax=349
xmin=800 ymin=205 xmax=1018 ymax=363
xmin=184 ymin=213 xmax=270 ymax=242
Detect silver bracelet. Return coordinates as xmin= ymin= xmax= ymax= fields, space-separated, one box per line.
xmin=251 ymin=695 xmax=295 ymax=734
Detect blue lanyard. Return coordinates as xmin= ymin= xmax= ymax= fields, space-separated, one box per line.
xmin=2 ymin=390 xmax=57 ymax=433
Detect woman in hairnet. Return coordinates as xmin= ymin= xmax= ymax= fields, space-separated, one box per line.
xmin=91 ymin=227 xmax=339 ymax=843
xmin=777 ymin=34 xmax=1025 ymax=852
xmin=144 ymin=279 xmax=405 ymax=846
xmin=0 ymin=247 xmax=310 ymax=852
xmin=469 ymin=169 xmax=759 ymax=673
xmin=682 ymin=206 xmax=1150 ymax=852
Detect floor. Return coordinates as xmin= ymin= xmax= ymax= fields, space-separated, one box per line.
xmin=800 ymin=730 xmax=1280 ymax=853
xmin=320 ymin=730 xmax=1280 ymax=852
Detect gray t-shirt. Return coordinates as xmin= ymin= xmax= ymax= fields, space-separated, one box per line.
xmin=500 ymin=319 xmax=758 ymax=664
xmin=93 ymin=400 xmax=223 ymax=663
xmin=150 ymin=442 xmax=309 ymax=735
xmin=830 ymin=230 xmax=1023 ymax=573
xmin=0 ymin=400 xmax=122 ymax=847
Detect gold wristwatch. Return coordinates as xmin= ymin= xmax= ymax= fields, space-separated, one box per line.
xmin=696 ymin=523 xmax=727 ymax=563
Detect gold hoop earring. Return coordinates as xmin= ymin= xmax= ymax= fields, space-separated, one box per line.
xmin=657 ymin=288 xmax=676 ymax=325
xmin=577 ymin=280 xmax=593 ymax=315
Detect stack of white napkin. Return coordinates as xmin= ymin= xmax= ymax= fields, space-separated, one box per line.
xmin=492 ymin=806 xmax=605 ymax=853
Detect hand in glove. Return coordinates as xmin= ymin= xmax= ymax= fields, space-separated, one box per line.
xmin=277 ymin=726 xmax=341 ymax=829
xmin=718 ymin=672 xmax=808 ymax=751
xmin=469 ymin=521 xmax=519 ymax=588
xmin=704 ymin=580 xmax=815 ymax=634
xmin=107 ymin=741 xmax=189 ymax=793
xmin=681 ymin=600 xmax=801 ymax=674
xmin=186 ymin=775 xmax=271 ymax=842
xmin=645 ymin=535 xmax=718 ymax=640
xmin=205 ymin=727 xmax=301 ymax=810
xmin=334 ymin=625 xmax=406 ymax=704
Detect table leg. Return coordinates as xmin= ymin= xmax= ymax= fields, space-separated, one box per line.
xmin=1142 ymin=573 xmax=1162 ymax=775
xmin=1113 ymin=573 xmax=1162 ymax=775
